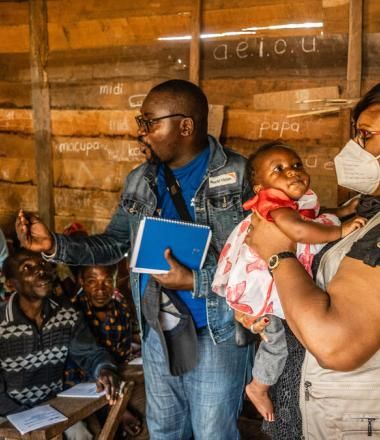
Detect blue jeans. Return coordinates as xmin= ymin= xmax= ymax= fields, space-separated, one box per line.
xmin=142 ymin=327 xmax=252 ymax=440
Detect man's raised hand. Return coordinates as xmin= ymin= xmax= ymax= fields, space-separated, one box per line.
xmin=16 ymin=209 xmax=55 ymax=253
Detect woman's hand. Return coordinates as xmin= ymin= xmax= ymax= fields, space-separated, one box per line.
xmin=245 ymin=213 xmax=296 ymax=262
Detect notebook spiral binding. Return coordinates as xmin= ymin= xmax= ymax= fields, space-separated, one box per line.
xmin=145 ymin=216 xmax=210 ymax=229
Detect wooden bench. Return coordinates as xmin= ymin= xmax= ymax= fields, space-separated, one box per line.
xmin=0 ymin=381 xmax=134 ymax=440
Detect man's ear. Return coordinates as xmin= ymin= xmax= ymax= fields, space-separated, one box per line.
xmin=5 ymin=279 xmax=16 ymax=292
xmin=179 ymin=117 xmax=194 ymax=137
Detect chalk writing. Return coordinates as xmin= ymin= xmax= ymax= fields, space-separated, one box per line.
xmin=274 ymin=39 xmax=287 ymax=55
xmin=302 ymin=37 xmax=316 ymax=53
xmin=56 ymin=141 xmax=104 ymax=156
xmin=305 ymin=156 xmax=335 ymax=171
xmin=99 ymin=83 xmax=124 ymax=95
xmin=5 ymin=111 xmax=15 ymax=120
xmin=98 ymin=83 xmax=147 ymax=109
xmin=109 ymin=118 xmax=134 ymax=132
xmin=259 ymin=120 xmax=300 ymax=138
xmin=213 ymin=36 xmax=317 ymax=61
xmin=102 ymin=142 xmax=144 ymax=162
xmin=77 ymin=162 xmax=95 ymax=180
xmin=128 ymin=94 xmax=146 ymax=108
xmin=98 ymin=84 xmax=146 ymax=109
xmin=55 ymin=140 xmax=144 ymax=162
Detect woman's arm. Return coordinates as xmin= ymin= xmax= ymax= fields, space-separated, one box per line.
xmin=321 ymin=196 xmax=359 ymax=219
xmin=271 ymin=257 xmax=380 ymax=370
xmin=247 ymin=216 xmax=380 ymax=371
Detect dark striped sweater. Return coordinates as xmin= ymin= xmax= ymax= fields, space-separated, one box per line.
xmin=0 ymin=293 xmax=116 ymax=416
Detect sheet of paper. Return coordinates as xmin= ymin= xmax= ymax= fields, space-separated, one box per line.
xmin=7 ymin=404 xmax=67 ymax=435
xmin=57 ymin=382 xmax=106 ymax=398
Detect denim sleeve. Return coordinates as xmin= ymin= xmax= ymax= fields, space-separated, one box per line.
xmin=0 ymin=229 xmax=8 ymax=270
xmin=243 ymin=180 xmax=253 ymax=206
xmin=69 ymin=314 xmax=118 ymax=380
xmin=51 ymin=197 xmax=131 ymax=266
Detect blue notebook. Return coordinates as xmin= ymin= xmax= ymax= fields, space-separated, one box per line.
xmin=130 ymin=217 xmax=212 ymax=274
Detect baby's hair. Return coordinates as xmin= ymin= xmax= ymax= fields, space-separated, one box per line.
xmin=246 ymin=140 xmax=299 ymax=187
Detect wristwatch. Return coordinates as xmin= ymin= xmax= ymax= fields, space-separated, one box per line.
xmin=268 ymin=251 xmax=297 ymax=273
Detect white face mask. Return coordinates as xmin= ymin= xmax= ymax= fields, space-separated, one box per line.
xmin=334 ymin=139 xmax=380 ymax=194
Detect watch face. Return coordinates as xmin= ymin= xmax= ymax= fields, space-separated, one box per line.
xmin=268 ymin=252 xmax=296 ymax=271
xmin=268 ymin=255 xmax=279 ymax=270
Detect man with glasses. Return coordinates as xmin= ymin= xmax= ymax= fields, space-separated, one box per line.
xmin=16 ymin=79 xmax=252 ymax=440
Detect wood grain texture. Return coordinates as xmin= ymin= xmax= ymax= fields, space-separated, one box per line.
xmin=346 ymin=0 xmax=363 ymax=98
xmin=29 ymin=0 xmax=55 ymax=228
xmin=0 ymin=382 xmax=135 ymax=440
xmin=189 ymin=0 xmax=202 ymax=85
xmin=1 ymin=0 xmax=378 ymax=233
xmin=0 ymin=105 xmax=224 ymax=137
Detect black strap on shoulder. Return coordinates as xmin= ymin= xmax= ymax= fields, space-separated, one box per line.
xmin=163 ymin=163 xmax=193 ymax=222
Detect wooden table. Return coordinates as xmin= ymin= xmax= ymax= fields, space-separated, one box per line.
xmin=0 ymin=382 xmax=134 ymax=440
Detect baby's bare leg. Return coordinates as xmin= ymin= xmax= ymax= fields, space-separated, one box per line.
xmin=249 ymin=316 xmax=288 ymax=422
xmin=246 ymin=378 xmax=274 ymax=422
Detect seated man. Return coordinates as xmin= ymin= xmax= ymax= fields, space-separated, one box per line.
xmin=65 ymin=264 xmax=144 ymax=438
xmin=0 ymin=249 xmax=121 ymax=439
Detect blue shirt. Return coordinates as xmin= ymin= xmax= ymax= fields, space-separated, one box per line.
xmin=141 ymin=147 xmax=210 ymax=328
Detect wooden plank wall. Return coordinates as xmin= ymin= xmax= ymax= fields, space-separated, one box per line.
xmin=0 ymin=0 xmax=378 ymax=235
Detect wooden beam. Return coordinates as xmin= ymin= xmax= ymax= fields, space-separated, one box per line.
xmin=337 ymin=106 xmax=355 ymax=203
xmin=346 ymin=0 xmax=363 ymax=98
xmin=29 ymin=0 xmax=54 ymax=229
xmin=189 ymin=0 xmax=202 ymax=85
xmin=98 ymin=382 xmax=135 ymax=440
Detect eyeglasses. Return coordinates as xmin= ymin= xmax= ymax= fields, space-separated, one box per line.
xmin=135 ymin=113 xmax=188 ymax=133
xmin=354 ymin=127 xmax=380 ymax=148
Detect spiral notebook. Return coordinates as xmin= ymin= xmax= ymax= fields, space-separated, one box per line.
xmin=130 ymin=217 xmax=212 ymax=274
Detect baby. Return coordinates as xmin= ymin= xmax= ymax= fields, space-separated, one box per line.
xmin=212 ymin=141 xmax=365 ymax=421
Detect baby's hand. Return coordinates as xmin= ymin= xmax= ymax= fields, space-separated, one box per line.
xmin=234 ymin=311 xmax=270 ymax=342
xmin=250 ymin=316 xmax=270 ymax=334
xmin=336 ymin=197 xmax=360 ymax=218
xmin=250 ymin=316 xmax=270 ymax=342
xmin=341 ymin=216 xmax=367 ymax=237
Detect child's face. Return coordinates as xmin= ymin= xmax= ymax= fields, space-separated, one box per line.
xmin=80 ymin=266 xmax=115 ymax=308
xmin=252 ymin=148 xmax=310 ymax=200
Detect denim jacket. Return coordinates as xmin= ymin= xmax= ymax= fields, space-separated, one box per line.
xmin=51 ymin=135 xmax=252 ymax=343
